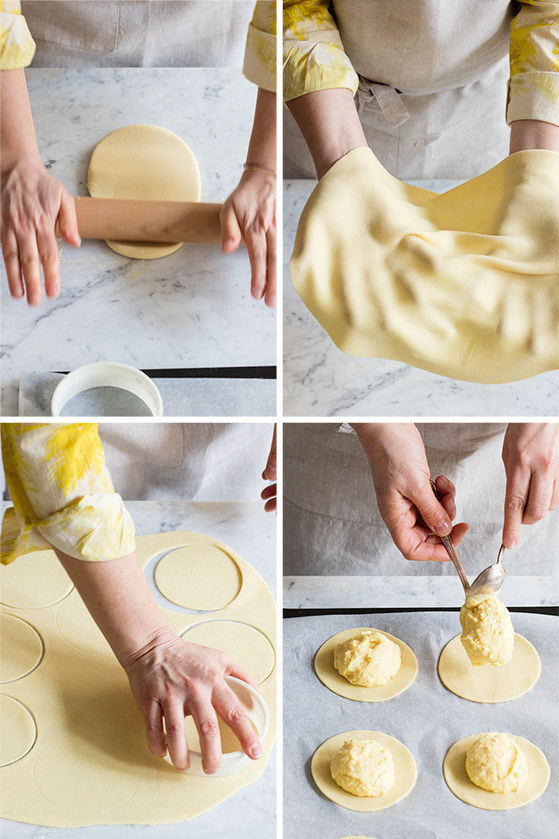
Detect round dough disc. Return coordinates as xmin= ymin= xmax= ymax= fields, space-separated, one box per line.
xmin=155 ymin=545 xmax=242 ymax=611
xmin=443 ymin=733 xmax=550 ymax=810
xmin=181 ymin=620 xmax=275 ymax=685
xmin=0 ymin=695 xmax=37 ymax=766
xmin=438 ymin=634 xmax=540 ymax=703
xmin=0 ymin=550 xmax=73 ymax=609
xmin=56 ymin=592 xmax=112 ymax=655
xmin=314 ymin=628 xmax=417 ymax=702
xmin=87 ymin=124 xmax=201 ymax=259
xmin=62 ymin=664 xmax=144 ymax=739
xmin=311 ymin=730 xmax=417 ymax=812
xmin=0 ymin=614 xmax=43 ymax=683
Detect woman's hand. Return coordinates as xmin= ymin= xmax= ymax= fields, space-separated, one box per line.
xmin=501 ymin=423 xmax=559 ymax=549
xmin=352 ymin=423 xmax=469 ymax=562
xmin=261 ymin=424 xmax=277 ymax=512
xmin=220 ymin=168 xmax=276 ymax=307
xmin=125 ymin=632 xmax=262 ymax=774
xmin=1 ymin=156 xmax=80 ymax=304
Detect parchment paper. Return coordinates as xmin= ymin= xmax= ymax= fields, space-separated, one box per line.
xmin=283 ymin=611 xmax=558 ymax=839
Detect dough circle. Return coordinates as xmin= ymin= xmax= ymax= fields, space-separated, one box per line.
xmin=438 ymin=633 xmax=540 ymax=703
xmin=311 ymin=730 xmax=416 ymax=812
xmin=314 ymin=628 xmax=417 ymax=702
xmin=87 ymin=124 xmax=201 ymax=259
xmin=0 ymin=550 xmax=73 ymax=609
xmin=0 ymin=614 xmax=43 ymax=683
xmin=56 ymin=591 xmax=112 ymax=655
xmin=62 ymin=665 xmax=144 ymax=739
xmin=443 ymin=733 xmax=549 ymax=810
xmin=155 ymin=545 xmax=242 ymax=611
xmin=180 ymin=620 xmax=275 ymax=685
xmin=33 ymin=735 xmax=140 ymax=815
xmin=0 ymin=695 xmax=37 ymax=766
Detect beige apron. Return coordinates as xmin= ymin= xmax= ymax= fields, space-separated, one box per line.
xmin=23 ymin=0 xmax=255 ymax=67
xmin=283 ymin=423 xmax=558 ymax=577
xmin=284 ymin=0 xmax=515 ymax=179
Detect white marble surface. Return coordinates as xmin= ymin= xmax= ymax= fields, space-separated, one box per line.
xmin=283 ymin=179 xmax=559 ymax=417
xmin=1 ymin=501 xmax=277 ymax=839
xmin=0 ymin=68 xmax=276 ymax=417
xmin=283 ymin=574 xmax=558 ymax=609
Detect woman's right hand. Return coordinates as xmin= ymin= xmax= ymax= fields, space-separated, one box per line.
xmin=1 ymin=156 xmax=80 ymax=305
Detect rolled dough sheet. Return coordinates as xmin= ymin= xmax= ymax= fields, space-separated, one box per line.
xmin=314 ymin=628 xmax=417 ymax=702
xmin=438 ymin=633 xmax=540 ymax=703
xmin=0 ymin=550 xmax=73 ymax=610
xmin=0 ymin=614 xmax=43 ymax=683
xmin=443 ymin=733 xmax=550 ymax=810
xmin=155 ymin=544 xmax=242 ymax=611
xmin=0 ymin=695 xmax=37 ymax=767
xmin=87 ymin=124 xmax=201 ymax=259
xmin=0 ymin=531 xmax=276 ymax=827
xmin=290 ymin=147 xmax=559 ymax=383
xmin=311 ymin=730 xmax=417 ymax=812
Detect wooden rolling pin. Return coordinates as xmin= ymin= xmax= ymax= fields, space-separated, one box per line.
xmin=73 ymin=197 xmax=222 ymax=244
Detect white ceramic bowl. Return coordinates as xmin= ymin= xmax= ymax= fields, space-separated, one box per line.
xmin=166 ymin=676 xmax=269 ymax=778
xmin=51 ymin=361 xmax=163 ymax=417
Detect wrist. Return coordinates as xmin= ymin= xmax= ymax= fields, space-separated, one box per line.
xmin=120 ymin=625 xmax=178 ymax=675
xmin=509 ymin=120 xmax=559 ymax=154
xmin=1 ymin=149 xmax=42 ymax=178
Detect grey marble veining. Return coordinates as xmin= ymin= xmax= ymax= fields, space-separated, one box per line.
xmin=1 ymin=68 xmax=276 ymax=417
xmin=283 ymin=179 xmax=559 ymax=418
xmin=0 ymin=501 xmax=277 ymax=838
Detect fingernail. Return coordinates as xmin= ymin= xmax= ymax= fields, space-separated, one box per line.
xmin=204 ymin=767 xmax=217 ymax=775
xmin=250 ymin=745 xmax=262 ymax=759
xmin=266 ymin=468 xmax=277 ymax=480
xmin=504 ymin=537 xmax=517 ymax=549
xmin=436 ymin=519 xmax=452 ymax=535
xmin=266 ymin=295 xmax=276 ymax=307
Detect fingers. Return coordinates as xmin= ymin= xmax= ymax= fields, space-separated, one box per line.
xmin=404 ymin=521 xmax=469 ymax=562
xmin=264 ymin=225 xmax=276 ymax=307
xmin=262 ymin=425 xmax=277 ymax=481
xmin=142 ymin=699 xmax=167 ymax=759
xmin=36 ymin=224 xmax=60 ymax=299
xmin=245 ymin=227 xmax=267 ymax=301
xmin=503 ymin=463 xmax=530 ymax=549
xmin=1 ymin=227 xmax=24 ymax=298
xmin=161 ymin=696 xmax=189 ymax=771
xmin=17 ymin=230 xmax=42 ymax=306
xmin=523 ymin=471 xmax=554 ymax=526
xmin=213 ymin=683 xmax=262 ymax=762
xmin=261 ymin=483 xmax=277 ymax=512
xmin=58 ymin=190 xmax=81 ymax=247
xmin=434 ymin=474 xmax=457 ymax=521
xmin=411 ymin=480 xmax=452 ymax=537
xmin=220 ymin=203 xmax=242 ymax=254
xmin=225 ymin=658 xmax=259 ymax=691
xmin=188 ymin=696 xmax=222 ymax=775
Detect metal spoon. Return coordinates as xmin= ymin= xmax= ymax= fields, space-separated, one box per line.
xmin=467 ymin=544 xmax=507 ymax=597
xmin=429 ymin=479 xmax=470 ymax=596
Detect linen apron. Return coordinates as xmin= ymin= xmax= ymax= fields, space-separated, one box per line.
xmin=22 ymin=0 xmax=255 ymax=67
xmin=284 ymin=0 xmax=515 ymax=180
xmin=283 ymin=423 xmax=558 ymax=577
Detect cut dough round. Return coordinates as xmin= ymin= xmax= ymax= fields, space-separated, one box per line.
xmin=438 ymin=633 xmax=540 ymax=703
xmin=444 ymin=733 xmax=549 ymax=810
xmin=314 ymin=628 xmax=417 ymax=702
xmin=87 ymin=124 xmax=201 ymax=259
xmin=0 ymin=550 xmax=73 ymax=609
xmin=181 ymin=620 xmax=275 ymax=685
xmin=311 ymin=730 xmax=416 ymax=812
xmin=155 ymin=545 xmax=242 ymax=611
xmin=56 ymin=591 xmax=112 ymax=655
xmin=62 ymin=665 xmax=144 ymax=739
xmin=0 ymin=695 xmax=37 ymax=766
xmin=0 ymin=614 xmax=43 ymax=683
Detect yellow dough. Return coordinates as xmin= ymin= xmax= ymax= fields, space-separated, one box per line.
xmin=334 ymin=629 xmax=401 ymax=687
xmin=438 ymin=633 xmax=540 ymax=703
xmin=330 ymin=738 xmax=395 ymax=797
xmin=459 ymin=594 xmax=514 ymax=667
xmin=0 ymin=532 xmax=276 ymax=827
xmin=311 ymin=730 xmax=416 ymax=812
xmin=465 ymin=733 xmax=528 ymax=793
xmin=290 ymin=147 xmax=559 ymax=384
xmin=444 ymin=733 xmax=549 ymax=810
xmin=180 ymin=620 xmax=275 ymax=685
xmin=314 ymin=628 xmax=417 ymax=702
xmin=155 ymin=545 xmax=242 ymax=611
xmin=87 ymin=124 xmax=201 ymax=259
xmin=0 ymin=550 xmax=73 ymax=609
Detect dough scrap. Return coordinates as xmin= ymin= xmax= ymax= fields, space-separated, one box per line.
xmin=87 ymin=124 xmax=201 ymax=259
xmin=0 ymin=550 xmax=73 ymax=609
xmin=290 ymin=147 xmax=559 ymax=383
xmin=330 ymin=738 xmax=395 ymax=797
xmin=438 ymin=633 xmax=540 ymax=703
xmin=311 ymin=730 xmax=416 ymax=812
xmin=155 ymin=545 xmax=242 ymax=611
xmin=0 ymin=532 xmax=276 ymax=827
xmin=0 ymin=614 xmax=43 ymax=683
xmin=314 ymin=628 xmax=417 ymax=702
xmin=180 ymin=620 xmax=275 ymax=685
xmin=0 ymin=695 xmax=37 ymax=767
xmin=459 ymin=594 xmax=514 ymax=667
xmin=465 ymin=733 xmax=528 ymax=793
xmin=334 ymin=629 xmax=401 ymax=687
xmin=444 ymin=733 xmax=549 ymax=810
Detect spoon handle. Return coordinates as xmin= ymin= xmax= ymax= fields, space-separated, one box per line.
xmin=429 ymin=479 xmax=470 ymax=596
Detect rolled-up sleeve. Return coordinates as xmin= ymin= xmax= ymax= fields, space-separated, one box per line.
xmin=244 ymin=0 xmax=277 ymax=91
xmin=282 ymin=0 xmax=358 ymax=102
xmin=0 ymin=0 xmax=35 ymax=70
xmin=507 ymin=0 xmax=559 ymax=126
xmin=1 ymin=423 xmax=135 ymax=565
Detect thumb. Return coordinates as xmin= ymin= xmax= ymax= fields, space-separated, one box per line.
xmin=220 ymin=203 xmax=242 ymax=253
xmin=58 ymin=190 xmax=81 ymax=247
xmin=412 ymin=480 xmax=452 ymax=537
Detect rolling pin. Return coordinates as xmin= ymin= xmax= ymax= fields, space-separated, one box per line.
xmin=73 ymin=197 xmax=222 ymax=244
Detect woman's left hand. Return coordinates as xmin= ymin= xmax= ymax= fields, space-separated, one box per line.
xmin=220 ymin=169 xmax=276 ymax=307
xmin=261 ymin=424 xmax=277 ymax=512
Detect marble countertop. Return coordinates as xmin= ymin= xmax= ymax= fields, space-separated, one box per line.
xmin=283 ymin=574 xmax=558 ymax=610
xmin=283 ymin=179 xmax=559 ymax=417
xmin=1 ymin=500 xmax=277 ymax=839
xmin=0 ymin=68 xmax=276 ymax=417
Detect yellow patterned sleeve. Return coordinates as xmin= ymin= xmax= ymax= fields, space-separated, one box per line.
xmin=0 ymin=0 xmax=35 ymax=70
xmin=244 ymin=0 xmax=277 ymax=92
xmin=282 ymin=0 xmax=358 ymax=102
xmin=508 ymin=0 xmax=559 ymax=126
xmin=1 ymin=424 xmax=135 ymax=565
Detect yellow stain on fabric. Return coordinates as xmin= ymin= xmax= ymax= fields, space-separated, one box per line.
xmin=44 ymin=425 xmax=108 ymax=496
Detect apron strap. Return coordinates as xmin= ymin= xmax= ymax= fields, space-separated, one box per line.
xmin=356 ymin=77 xmax=411 ymax=128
